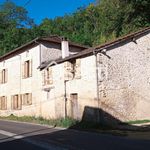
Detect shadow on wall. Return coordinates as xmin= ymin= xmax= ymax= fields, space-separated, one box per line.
xmin=69 ymin=106 xmax=150 ymax=131
xmin=81 ymin=106 xmax=121 ymax=125
xmin=68 ymin=106 xmax=122 ymax=130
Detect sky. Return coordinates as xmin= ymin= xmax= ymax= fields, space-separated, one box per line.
xmin=0 ymin=0 xmax=95 ymax=24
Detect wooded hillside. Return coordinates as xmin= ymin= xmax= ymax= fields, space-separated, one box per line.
xmin=0 ymin=0 xmax=149 ymax=56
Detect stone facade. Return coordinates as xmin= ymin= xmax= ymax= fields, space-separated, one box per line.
xmin=97 ymin=32 xmax=150 ymax=123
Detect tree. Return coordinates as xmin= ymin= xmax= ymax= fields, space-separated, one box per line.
xmin=0 ymin=0 xmax=35 ymax=55
xmin=0 ymin=0 xmax=149 ymax=56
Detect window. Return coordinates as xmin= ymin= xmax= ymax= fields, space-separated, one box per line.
xmin=22 ymin=93 xmax=32 ymax=105
xmin=11 ymin=95 xmax=22 ymax=110
xmin=22 ymin=60 xmax=32 ymax=78
xmin=0 ymin=69 xmax=8 ymax=84
xmin=74 ymin=59 xmax=81 ymax=79
xmin=64 ymin=59 xmax=81 ymax=81
xmin=42 ymin=67 xmax=53 ymax=85
xmin=0 ymin=96 xmax=7 ymax=110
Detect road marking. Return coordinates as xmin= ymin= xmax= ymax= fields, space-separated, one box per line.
xmin=0 ymin=130 xmax=24 ymax=139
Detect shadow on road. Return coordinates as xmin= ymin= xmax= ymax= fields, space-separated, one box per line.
xmin=1 ymin=106 xmax=150 ymax=150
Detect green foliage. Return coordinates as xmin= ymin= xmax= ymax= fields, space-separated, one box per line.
xmin=0 ymin=114 xmax=111 ymax=130
xmin=127 ymin=120 xmax=150 ymax=125
xmin=0 ymin=114 xmax=77 ymax=128
xmin=0 ymin=0 xmax=150 ymax=56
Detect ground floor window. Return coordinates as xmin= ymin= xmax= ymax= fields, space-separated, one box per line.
xmin=22 ymin=93 xmax=32 ymax=105
xmin=11 ymin=95 xmax=22 ymax=110
xmin=0 ymin=96 xmax=7 ymax=110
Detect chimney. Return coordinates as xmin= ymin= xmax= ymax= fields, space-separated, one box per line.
xmin=61 ymin=37 xmax=69 ymax=59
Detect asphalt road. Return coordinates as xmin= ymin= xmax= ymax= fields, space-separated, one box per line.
xmin=0 ymin=120 xmax=150 ymax=150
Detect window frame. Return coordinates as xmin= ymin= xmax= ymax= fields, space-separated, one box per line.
xmin=0 ymin=96 xmax=7 ymax=110
xmin=22 ymin=59 xmax=32 ymax=79
xmin=0 ymin=68 xmax=8 ymax=84
xmin=22 ymin=93 xmax=32 ymax=106
xmin=12 ymin=94 xmax=22 ymax=110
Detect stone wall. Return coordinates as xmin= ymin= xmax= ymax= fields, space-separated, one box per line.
xmin=97 ymin=32 xmax=150 ymax=123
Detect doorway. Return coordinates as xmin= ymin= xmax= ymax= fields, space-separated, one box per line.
xmin=70 ymin=93 xmax=78 ymax=119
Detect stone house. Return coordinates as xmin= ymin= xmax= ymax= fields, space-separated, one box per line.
xmin=0 ymin=27 xmax=150 ymax=124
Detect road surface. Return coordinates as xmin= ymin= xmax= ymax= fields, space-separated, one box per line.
xmin=0 ymin=119 xmax=150 ymax=150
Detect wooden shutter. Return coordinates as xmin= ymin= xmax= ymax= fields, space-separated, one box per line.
xmin=75 ymin=59 xmax=81 ymax=79
xmin=11 ymin=96 xmax=13 ymax=110
xmin=21 ymin=94 xmax=24 ymax=105
xmin=5 ymin=69 xmax=8 ymax=83
xmin=29 ymin=60 xmax=32 ymax=77
xmin=0 ymin=70 xmax=2 ymax=84
xmin=0 ymin=97 xmax=2 ymax=110
xmin=4 ymin=97 xmax=7 ymax=110
xmin=14 ymin=95 xmax=17 ymax=110
xmin=18 ymin=95 xmax=22 ymax=110
xmin=28 ymin=93 xmax=32 ymax=105
xmin=1 ymin=97 xmax=4 ymax=110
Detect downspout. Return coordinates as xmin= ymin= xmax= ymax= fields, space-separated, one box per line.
xmin=35 ymin=40 xmax=42 ymax=116
xmin=64 ymin=80 xmax=67 ymax=118
xmin=19 ymin=55 xmax=22 ymax=104
xmin=93 ymin=50 xmax=100 ymax=123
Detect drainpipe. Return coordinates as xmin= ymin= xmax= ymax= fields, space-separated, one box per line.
xmin=35 ymin=40 xmax=42 ymax=116
xmin=93 ymin=50 xmax=100 ymax=123
xmin=64 ymin=80 xmax=68 ymax=118
xmin=61 ymin=37 xmax=70 ymax=119
xmin=18 ymin=55 xmax=22 ymax=101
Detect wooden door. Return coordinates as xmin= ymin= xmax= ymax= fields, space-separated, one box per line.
xmin=70 ymin=93 xmax=78 ymax=119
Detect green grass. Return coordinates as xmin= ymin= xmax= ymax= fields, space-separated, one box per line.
xmin=0 ymin=114 xmax=111 ymax=130
xmin=127 ymin=120 xmax=150 ymax=125
xmin=0 ymin=114 xmax=77 ymax=128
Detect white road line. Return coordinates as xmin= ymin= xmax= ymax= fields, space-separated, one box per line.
xmin=0 ymin=130 xmax=24 ymax=139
